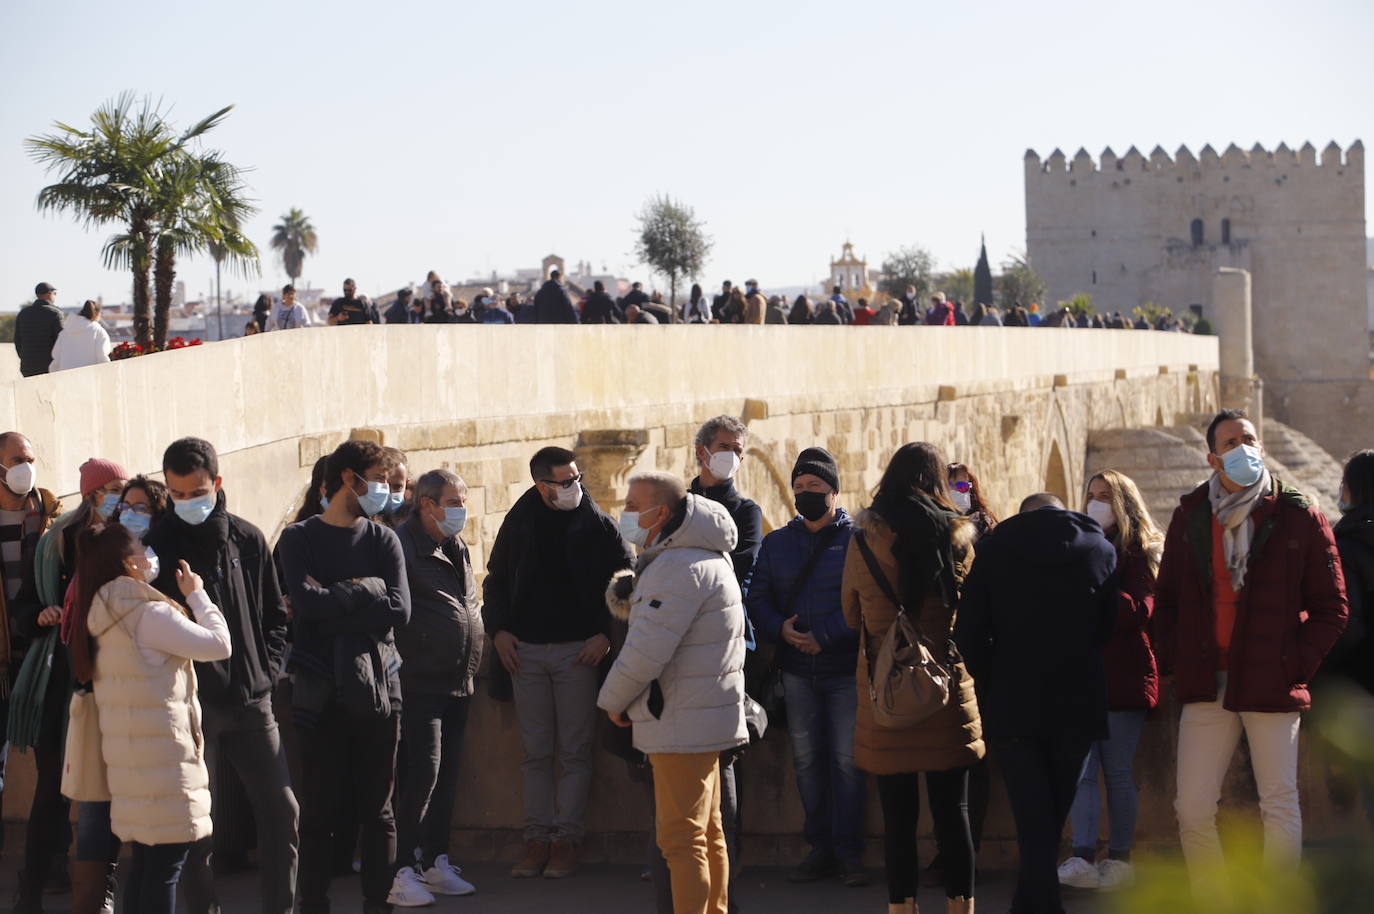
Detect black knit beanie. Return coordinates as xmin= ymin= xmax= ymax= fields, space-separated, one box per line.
xmin=792 ymin=447 xmax=839 ymax=492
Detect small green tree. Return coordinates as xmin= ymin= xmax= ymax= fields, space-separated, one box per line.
xmin=272 ymin=207 xmax=318 ymax=287
xmin=1061 ymin=292 xmax=1095 ymax=322
xmin=938 ymin=268 xmax=974 ymax=305
xmin=1193 ymin=316 xmax=1214 ymax=335
xmin=634 ymin=195 xmax=712 ymax=320
xmin=879 ymin=245 xmax=936 ymax=298
xmin=973 ymin=236 xmax=994 ymax=305
xmin=1133 ymin=302 xmax=1173 ymax=327
xmin=997 ymin=251 xmax=1046 ymax=308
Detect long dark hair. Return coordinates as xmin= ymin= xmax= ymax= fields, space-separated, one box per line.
xmin=69 ymin=524 xmax=141 ymax=683
xmin=788 ymin=295 xmax=812 ymax=324
xmin=875 ymin=442 xmax=957 ymax=512
xmin=294 ymin=455 xmax=330 ymax=523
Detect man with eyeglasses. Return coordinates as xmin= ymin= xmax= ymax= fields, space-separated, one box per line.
xmin=484 ymin=446 xmax=634 ymax=880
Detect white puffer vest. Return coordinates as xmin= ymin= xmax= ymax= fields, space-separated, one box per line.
xmin=87 ymin=576 xmax=213 ymax=845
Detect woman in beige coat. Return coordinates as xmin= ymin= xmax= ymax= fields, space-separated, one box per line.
xmin=842 ymin=442 xmax=983 ymax=914
xmin=69 ymin=523 xmax=231 ymax=914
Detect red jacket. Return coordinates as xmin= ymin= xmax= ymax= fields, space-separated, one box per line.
xmin=1154 ymin=478 xmax=1347 ymax=712
xmin=1105 ymin=548 xmax=1158 ymax=711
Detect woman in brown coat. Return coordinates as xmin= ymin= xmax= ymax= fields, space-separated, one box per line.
xmin=842 ymin=442 xmax=983 ymax=914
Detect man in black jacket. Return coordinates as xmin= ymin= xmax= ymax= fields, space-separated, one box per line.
xmin=485 ymin=446 xmax=633 ymax=879
xmin=711 ymin=280 xmax=733 ymax=322
xmin=955 ymin=493 xmax=1116 ymax=914
xmin=391 ymin=469 xmax=482 ymax=901
xmin=582 ymin=280 xmax=623 ymax=324
xmin=686 ymin=414 xmax=763 ymax=898
xmin=14 ymin=283 xmax=63 ymax=377
xmin=533 ymin=270 xmax=579 ymax=324
xmin=145 ymin=437 xmax=298 ymax=914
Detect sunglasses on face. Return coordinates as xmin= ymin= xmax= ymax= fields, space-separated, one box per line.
xmin=539 ymin=473 xmax=584 ymax=490
xmin=950 ymin=481 xmax=973 ymax=493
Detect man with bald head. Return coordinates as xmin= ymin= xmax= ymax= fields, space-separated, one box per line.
xmin=0 ymin=432 xmax=61 ymax=861
xmin=955 ymin=490 xmax=1118 ymax=914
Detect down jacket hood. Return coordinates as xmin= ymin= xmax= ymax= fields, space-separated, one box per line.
xmin=607 ymin=495 xmax=738 ymax=619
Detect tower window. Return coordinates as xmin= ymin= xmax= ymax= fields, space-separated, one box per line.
xmin=1091 ymin=270 xmax=1097 ymax=285
xmin=1190 ymin=219 xmax=1205 ymax=247
xmin=1221 ymin=218 xmax=1232 ymax=244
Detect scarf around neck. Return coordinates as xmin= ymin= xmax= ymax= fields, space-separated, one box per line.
xmin=1207 ymin=467 xmax=1272 ymax=591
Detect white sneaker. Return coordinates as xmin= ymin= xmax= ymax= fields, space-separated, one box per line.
xmin=1057 ymin=856 xmax=1101 ymax=889
xmin=1097 ymin=858 xmax=1134 ymax=890
xmin=387 ymin=866 xmax=436 ymax=907
xmin=422 ymin=854 xmax=477 ymax=896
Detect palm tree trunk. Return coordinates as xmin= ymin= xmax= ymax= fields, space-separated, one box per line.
xmin=131 ymin=221 xmax=153 ymax=349
xmin=153 ymin=237 xmax=175 ymax=349
xmin=669 ymin=273 xmax=678 ymax=324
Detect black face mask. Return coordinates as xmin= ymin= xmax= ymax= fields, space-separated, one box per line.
xmin=795 ymin=491 xmax=831 ymax=522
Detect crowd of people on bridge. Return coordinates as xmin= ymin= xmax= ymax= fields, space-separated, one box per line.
xmin=0 ymin=399 xmax=1368 ymax=914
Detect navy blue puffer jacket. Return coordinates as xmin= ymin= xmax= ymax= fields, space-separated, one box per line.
xmin=747 ymin=508 xmax=857 ymax=677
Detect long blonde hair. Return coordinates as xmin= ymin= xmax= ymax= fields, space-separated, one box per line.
xmin=1084 ymin=469 xmax=1164 ymax=575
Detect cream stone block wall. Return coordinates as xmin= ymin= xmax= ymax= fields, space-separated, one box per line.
xmin=0 ymin=325 xmax=1246 ymax=862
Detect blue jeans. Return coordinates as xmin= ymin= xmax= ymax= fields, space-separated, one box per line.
xmin=125 ymin=841 xmax=191 ymax=914
xmin=1069 ymin=710 xmax=1147 ymax=857
xmin=782 ymin=671 xmax=865 ymax=861
xmin=76 ymin=800 xmax=121 ymax=863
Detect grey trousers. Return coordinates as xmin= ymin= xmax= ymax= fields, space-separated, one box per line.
xmin=181 ymin=696 xmax=300 ymax=914
xmin=513 ymin=641 xmax=599 ymax=842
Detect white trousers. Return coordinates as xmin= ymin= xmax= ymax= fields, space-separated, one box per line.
xmin=1175 ymin=673 xmax=1302 ymax=888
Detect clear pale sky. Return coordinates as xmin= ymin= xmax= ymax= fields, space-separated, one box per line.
xmin=2 ymin=0 xmax=1371 ymax=308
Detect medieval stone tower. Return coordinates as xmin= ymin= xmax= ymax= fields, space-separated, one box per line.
xmin=1024 ymin=141 xmax=1370 ymax=456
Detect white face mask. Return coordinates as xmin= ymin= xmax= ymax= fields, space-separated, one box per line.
xmin=552 ymin=483 xmax=583 ymax=512
xmin=3 ymin=461 xmax=36 ymax=496
xmin=951 ymin=490 xmax=972 ymax=512
xmin=1086 ymin=499 xmax=1117 ymax=530
xmin=707 ymin=450 xmax=741 ymax=482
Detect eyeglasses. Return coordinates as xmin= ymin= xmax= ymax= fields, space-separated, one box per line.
xmin=950 ymin=481 xmax=973 ymax=493
xmin=539 ymin=473 xmax=584 ymax=490
xmin=117 ymin=503 xmax=153 ymax=516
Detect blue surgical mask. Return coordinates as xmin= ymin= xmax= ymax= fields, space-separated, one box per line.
xmin=619 ymin=510 xmax=649 ymax=548
xmin=438 ymin=506 xmax=467 ymax=538
xmin=319 ymin=494 xmax=330 ymax=511
xmin=119 ymin=510 xmax=151 ymax=540
xmin=1220 ymin=444 xmax=1264 ymax=489
xmin=1337 ymin=499 xmax=1352 ymax=514
xmin=385 ymin=491 xmax=405 ymax=515
xmin=96 ymin=492 xmax=121 ymax=520
xmin=355 ymin=478 xmax=391 ymax=517
xmin=174 ymin=491 xmax=217 ymax=526
xmin=142 ymin=546 xmax=160 ymax=583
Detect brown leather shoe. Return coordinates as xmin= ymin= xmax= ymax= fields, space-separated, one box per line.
xmin=510 ymin=840 xmax=551 ymax=878
xmin=542 ymin=839 xmax=580 ymax=879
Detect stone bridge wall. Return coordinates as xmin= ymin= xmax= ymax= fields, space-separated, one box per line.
xmin=18 ymin=327 xmax=1356 ymax=866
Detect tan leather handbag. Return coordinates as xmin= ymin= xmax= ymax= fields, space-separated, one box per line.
xmin=854 ymin=532 xmax=954 ymax=729
xmin=61 ymin=688 xmax=110 ymax=802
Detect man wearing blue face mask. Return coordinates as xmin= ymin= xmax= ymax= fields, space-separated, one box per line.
xmin=278 ymin=439 xmax=410 ymax=914
xmin=1154 ymin=408 xmax=1348 ymax=896
xmin=143 ymin=437 xmax=298 ymax=914
xmin=390 ymin=469 xmax=481 ymax=902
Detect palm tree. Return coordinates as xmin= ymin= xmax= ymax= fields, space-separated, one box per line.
xmin=271 ymin=208 xmax=317 ymax=287
xmin=148 ymin=152 xmax=259 ymax=346
xmin=26 ymin=93 xmax=235 ymax=348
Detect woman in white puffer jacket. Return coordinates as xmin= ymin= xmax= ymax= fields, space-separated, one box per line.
xmin=49 ymin=300 xmax=111 ymax=371
xmin=68 ymin=523 xmax=231 ymax=914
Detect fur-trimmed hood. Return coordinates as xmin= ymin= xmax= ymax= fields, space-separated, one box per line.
xmin=854 ymin=505 xmax=976 ymax=555
xmin=604 ymin=495 xmax=738 ymax=620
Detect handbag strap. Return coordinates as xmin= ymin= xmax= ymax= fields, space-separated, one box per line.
xmin=853 ymin=531 xmax=914 ymax=619
xmin=782 ymin=524 xmax=844 ymax=613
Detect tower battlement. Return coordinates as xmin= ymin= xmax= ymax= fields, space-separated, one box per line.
xmin=1025 ymin=140 xmax=1363 ymax=177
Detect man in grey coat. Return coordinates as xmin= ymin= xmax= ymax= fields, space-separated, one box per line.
xmin=599 ymin=471 xmax=747 ymax=914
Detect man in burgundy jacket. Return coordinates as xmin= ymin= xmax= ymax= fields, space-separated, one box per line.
xmin=1154 ymin=409 xmax=1347 ymax=891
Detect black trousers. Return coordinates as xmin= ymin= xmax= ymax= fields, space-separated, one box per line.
xmin=125 ymin=841 xmax=191 ymax=914
xmin=876 ymin=768 xmax=974 ymax=904
xmin=181 ymin=696 xmax=300 ymax=914
xmin=396 ymin=693 xmax=470 ymax=870
xmin=991 ymin=734 xmax=1094 ymax=914
xmin=297 ymin=704 xmax=400 ymax=913
xmin=19 ymin=670 xmax=73 ymax=897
